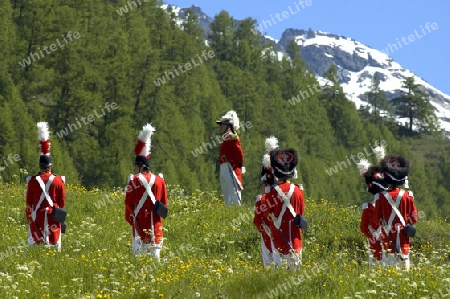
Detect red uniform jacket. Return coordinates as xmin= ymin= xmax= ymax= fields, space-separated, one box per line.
xmin=26 ymin=173 xmax=66 ymax=244
xmin=124 ymin=172 xmax=168 ymax=244
xmin=253 ymin=195 xmax=273 ymax=252
xmin=360 ymin=202 xmax=382 ymax=260
xmin=263 ymin=182 xmax=305 ymax=255
xmin=218 ymin=133 xmax=244 ymax=185
xmin=372 ymin=188 xmax=418 ymax=255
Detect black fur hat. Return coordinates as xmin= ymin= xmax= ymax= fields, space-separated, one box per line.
xmin=365 ymin=166 xmax=388 ymax=194
xmin=381 ymin=154 xmax=412 ymax=186
xmin=270 ymin=148 xmax=298 ymax=180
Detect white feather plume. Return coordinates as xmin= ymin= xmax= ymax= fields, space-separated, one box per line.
xmin=356 ymin=159 xmax=371 ymax=176
xmin=138 ymin=123 xmax=156 ymax=156
xmin=373 ymin=145 xmax=386 ymax=163
xmin=264 ymin=136 xmax=279 ymax=152
xmin=222 ymin=110 xmax=240 ymax=131
xmin=36 ymin=122 xmax=50 ymax=141
xmin=262 ymin=153 xmax=271 ymax=168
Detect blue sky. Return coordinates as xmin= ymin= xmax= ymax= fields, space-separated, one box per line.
xmin=167 ymin=0 xmax=449 ymax=96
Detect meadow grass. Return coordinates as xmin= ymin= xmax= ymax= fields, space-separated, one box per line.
xmin=0 ymin=182 xmax=449 ymax=298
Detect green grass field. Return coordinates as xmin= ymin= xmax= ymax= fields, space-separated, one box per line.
xmin=1 ymin=182 xmax=450 ymax=299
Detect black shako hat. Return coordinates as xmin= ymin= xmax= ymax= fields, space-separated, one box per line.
xmin=39 ymin=155 xmax=53 ymax=168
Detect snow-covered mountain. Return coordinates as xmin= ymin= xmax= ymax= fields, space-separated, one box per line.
xmin=166 ymin=4 xmax=450 ymax=137
xmin=277 ymin=29 xmax=450 ymax=136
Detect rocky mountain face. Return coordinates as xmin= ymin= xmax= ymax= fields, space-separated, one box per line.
xmin=176 ymin=5 xmax=213 ymax=38
xmin=169 ymin=4 xmax=450 ymax=136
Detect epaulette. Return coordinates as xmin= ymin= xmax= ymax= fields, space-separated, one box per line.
xmin=26 ymin=176 xmax=33 ymax=184
xmin=53 ymin=174 xmax=66 ymax=184
xmin=127 ymin=174 xmax=134 ymax=184
xmin=372 ymin=193 xmax=380 ymax=206
xmin=226 ymin=132 xmax=239 ymax=140
xmin=408 ymin=190 xmax=414 ymax=198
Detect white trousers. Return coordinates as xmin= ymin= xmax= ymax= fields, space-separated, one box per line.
xmin=271 ymin=242 xmax=302 ymax=268
xmin=382 ymin=252 xmax=410 ymax=270
xmin=280 ymin=250 xmax=302 ymax=268
xmin=260 ymin=236 xmax=274 ymax=267
xmin=219 ymin=163 xmax=241 ymax=206
xmin=132 ymin=232 xmax=163 ymax=262
xmin=367 ymin=240 xmax=382 ymax=267
xmin=27 ymin=227 xmax=62 ymax=251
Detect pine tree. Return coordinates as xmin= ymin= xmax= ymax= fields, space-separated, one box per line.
xmin=391 ymin=77 xmax=438 ymax=135
xmin=364 ymin=76 xmax=390 ymax=120
xmin=209 ymin=11 xmax=236 ymax=61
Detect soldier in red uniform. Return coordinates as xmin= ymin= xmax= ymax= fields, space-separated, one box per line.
xmin=360 ymin=201 xmax=383 ymax=264
xmin=263 ymin=148 xmax=306 ymax=268
xmin=372 ymin=154 xmax=418 ymax=270
xmin=254 ymin=192 xmax=273 ymax=267
xmin=216 ymin=110 xmax=244 ymax=206
xmin=26 ymin=122 xmax=66 ymax=251
xmin=124 ymin=124 xmax=168 ymax=260
xmin=356 ymin=146 xmax=389 ymax=266
xmin=253 ymin=136 xmax=279 ymax=267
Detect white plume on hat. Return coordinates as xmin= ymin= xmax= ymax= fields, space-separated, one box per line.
xmin=220 ymin=110 xmax=240 ymax=131
xmin=264 ymin=136 xmax=279 ymax=152
xmin=356 ymin=159 xmax=371 ymax=176
xmin=262 ymin=154 xmax=271 ymax=168
xmin=37 ymin=122 xmax=50 ymax=141
xmin=262 ymin=136 xmax=279 ymax=168
xmin=135 ymin=123 xmax=156 ymax=157
xmin=373 ymin=145 xmax=386 ymax=163
xmin=36 ymin=121 xmax=51 ymax=155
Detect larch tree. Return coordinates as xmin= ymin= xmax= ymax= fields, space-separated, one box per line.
xmin=391 ymin=76 xmax=438 ymax=135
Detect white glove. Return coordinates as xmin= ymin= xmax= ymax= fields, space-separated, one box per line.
xmin=241 ymin=167 xmax=246 ymax=174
